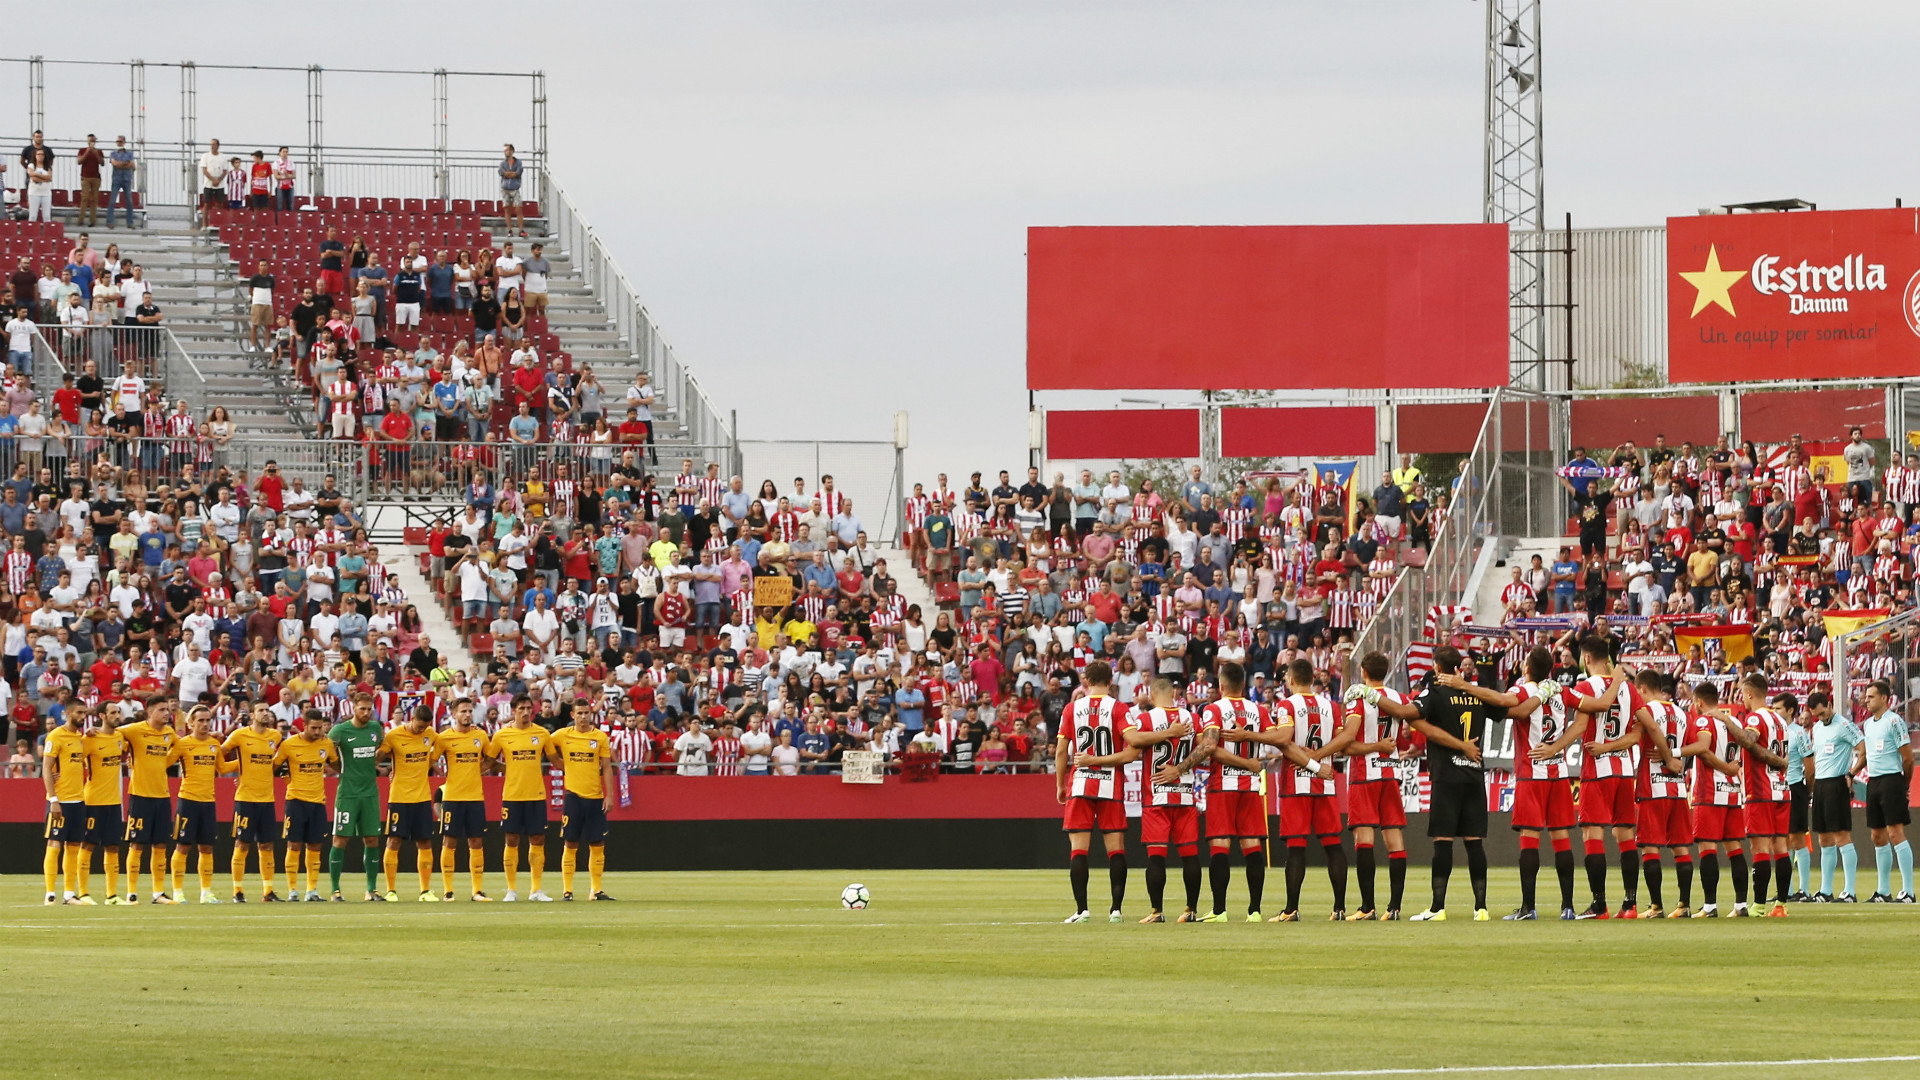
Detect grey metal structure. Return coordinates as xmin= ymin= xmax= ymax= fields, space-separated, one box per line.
xmin=1484 ymin=0 xmax=1548 ymax=391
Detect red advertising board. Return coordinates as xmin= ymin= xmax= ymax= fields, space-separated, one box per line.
xmin=1668 ymin=208 xmax=1920 ymax=382
xmin=1027 ymin=224 xmax=1510 ymax=391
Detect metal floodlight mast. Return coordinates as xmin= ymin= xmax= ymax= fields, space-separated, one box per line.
xmin=1484 ymin=0 xmax=1547 ymax=391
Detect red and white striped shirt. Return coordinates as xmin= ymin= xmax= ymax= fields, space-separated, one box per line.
xmin=1276 ymin=692 xmax=1339 ymax=796
xmin=1508 ymin=680 xmax=1578 ymax=781
xmin=1129 ymin=705 xmax=1198 ymax=807
xmin=3 ymin=550 xmax=32 ymax=594
xmin=1199 ymin=697 xmax=1267 ymax=793
xmin=1064 ymin=695 xmax=1130 ymax=800
xmin=1346 ymin=686 xmax=1407 ymax=784
xmin=610 ymin=727 xmax=649 ymax=766
xmin=1642 ymin=700 xmax=1690 ymax=800
xmin=1742 ymin=708 xmax=1790 ymax=803
xmin=1576 ymin=675 xmax=1640 ymax=780
xmin=1689 ymin=712 xmax=1743 ymax=807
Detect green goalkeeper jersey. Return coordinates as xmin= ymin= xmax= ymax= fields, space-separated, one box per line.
xmin=331 ymin=719 xmax=386 ymax=799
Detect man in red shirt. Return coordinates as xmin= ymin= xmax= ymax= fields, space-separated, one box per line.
xmin=618 ymin=407 xmax=649 ymax=450
xmin=52 ymin=373 xmax=80 ymax=426
xmin=373 ymin=409 xmax=414 ymax=495
xmin=512 ymin=358 xmax=546 ymax=422
xmin=256 ymin=460 xmax=286 ymax=514
xmin=968 ymin=645 xmax=1004 ymax=704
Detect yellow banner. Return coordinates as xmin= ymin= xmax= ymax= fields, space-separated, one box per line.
xmin=1823 ymin=609 xmax=1890 ymax=640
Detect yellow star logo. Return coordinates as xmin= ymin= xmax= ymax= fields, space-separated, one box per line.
xmin=1678 ymin=244 xmax=1746 ymax=317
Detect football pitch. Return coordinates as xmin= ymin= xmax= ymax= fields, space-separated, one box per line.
xmin=4 ymin=868 xmax=1918 ymax=1080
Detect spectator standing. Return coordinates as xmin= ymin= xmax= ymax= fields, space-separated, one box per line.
xmin=499 ymin=143 xmax=526 ymax=238
xmin=522 ymin=244 xmax=550 ymax=317
xmin=75 ymin=136 xmax=106 ymax=228
xmin=23 ymin=148 xmax=53 ymax=224
xmin=317 ymin=227 xmax=346 ymax=298
xmin=196 ymin=138 xmax=225 ymax=226
xmin=426 ymin=251 xmax=455 ymax=314
xmin=246 ymin=261 xmax=275 ymax=354
xmin=273 ymin=146 xmax=297 ymax=210
xmin=247 ymin=150 xmax=272 ymax=209
xmin=107 ymin=137 xmax=136 ymax=228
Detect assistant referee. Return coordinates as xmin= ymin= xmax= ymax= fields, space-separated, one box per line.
xmin=1804 ymin=699 xmax=1864 ymax=902
xmin=1858 ymin=681 xmax=1914 ymax=903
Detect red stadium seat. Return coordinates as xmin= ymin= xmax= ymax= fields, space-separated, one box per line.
xmin=315 ymin=196 xmax=335 ymax=212
xmin=451 ymin=199 xmax=472 ymax=215
xmin=474 ymin=199 xmax=498 ymax=216
xmin=403 ymin=526 xmax=429 ymax=546
xmin=403 ymin=198 xmax=424 ymax=213
xmin=379 ymin=197 xmax=401 ymax=214
xmin=521 ymin=201 xmax=539 ymax=217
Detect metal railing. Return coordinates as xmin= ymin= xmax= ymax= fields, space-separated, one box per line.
xmin=539 ymin=168 xmax=734 ymax=454
xmin=27 ymin=321 xmax=209 ymax=415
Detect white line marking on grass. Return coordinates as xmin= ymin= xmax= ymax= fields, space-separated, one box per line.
xmin=1010 ymin=1056 xmax=1920 ymax=1080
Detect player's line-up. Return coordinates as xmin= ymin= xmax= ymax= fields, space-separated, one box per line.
xmin=1050 ymin=643 xmax=1913 ymax=924
xmin=41 ymin=690 xmax=623 ymax=906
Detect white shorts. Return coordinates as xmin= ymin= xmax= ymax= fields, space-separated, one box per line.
xmin=1374 ymin=514 xmax=1402 ymax=538
xmin=330 ymin=411 xmax=356 ymax=437
xmin=394 ymin=302 xmax=421 ymax=326
xmin=657 ymin=626 xmax=686 ymax=648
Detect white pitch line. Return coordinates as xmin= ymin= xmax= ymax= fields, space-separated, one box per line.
xmin=1010 ymin=1056 xmax=1920 ymax=1080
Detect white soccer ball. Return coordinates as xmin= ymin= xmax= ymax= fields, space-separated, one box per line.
xmin=840 ymin=883 xmax=870 ymax=909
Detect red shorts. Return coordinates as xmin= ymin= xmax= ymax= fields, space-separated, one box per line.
xmin=1578 ymin=776 xmax=1637 ymax=827
xmin=1636 ymin=798 xmax=1694 ymax=848
xmin=1691 ymin=803 xmax=1745 ymax=843
xmin=1511 ymin=778 xmax=1577 ymax=832
xmin=1280 ymin=793 xmax=1341 ymax=839
xmin=1062 ymin=796 xmax=1125 ymax=833
xmin=1205 ymin=789 xmax=1267 ymax=840
xmin=1141 ymin=805 xmax=1200 ymax=855
xmin=1743 ymin=800 xmax=1788 ymax=838
xmin=1346 ymin=780 xmax=1406 ymax=830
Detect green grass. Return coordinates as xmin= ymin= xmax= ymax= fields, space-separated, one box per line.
xmin=3 ymin=868 xmax=1918 ymax=1080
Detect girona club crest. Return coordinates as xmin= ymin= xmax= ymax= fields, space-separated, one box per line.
xmin=1903 ymin=269 xmax=1920 ymax=339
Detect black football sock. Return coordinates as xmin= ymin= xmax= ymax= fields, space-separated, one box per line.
xmin=1430 ymin=840 xmax=1454 ymax=910
xmin=1145 ymin=855 xmax=1167 ymax=913
xmin=1619 ymin=843 xmax=1639 ymax=907
xmin=1518 ymin=844 xmax=1540 ymax=910
xmin=1355 ymin=844 xmax=1376 ymax=911
xmin=1208 ymin=851 xmax=1230 ymax=915
xmin=1751 ymin=854 xmax=1770 ymax=904
xmin=1324 ymin=842 xmax=1348 ymax=911
xmin=1677 ymin=855 xmax=1694 ymax=907
xmin=1283 ymin=846 xmax=1306 ymax=913
xmin=1642 ymin=855 xmax=1664 ymax=909
xmin=1729 ymin=851 xmax=1748 ymax=905
xmin=1108 ymin=852 xmax=1128 ymax=912
xmin=1242 ymin=849 xmax=1266 ymax=914
xmin=1181 ymin=854 xmax=1203 ymax=913
xmin=1388 ymin=851 xmax=1408 ymax=911
xmin=1773 ymin=853 xmax=1792 ymax=901
xmin=1584 ymin=845 xmax=1609 ymax=907
xmin=1700 ymin=852 xmax=1720 ymax=905
xmin=1464 ymin=839 xmax=1487 ymax=910
xmin=1554 ymin=845 xmax=1576 ymax=909
xmin=1069 ymin=852 xmax=1090 ymax=913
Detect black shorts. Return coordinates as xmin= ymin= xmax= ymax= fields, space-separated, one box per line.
xmin=1428 ymin=782 xmax=1489 ymax=839
xmin=1810 ymin=777 xmax=1854 ymax=835
xmin=283 ymin=799 xmax=330 ymax=845
xmin=83 ymin=804 xmax=124 ymax=846
xmin=440 ymin=800 xmax=488 ymax=838
xmin=1866 ymin=774 xmax=1912 ymax=830
xmin=1789 ymin=781 xmax=1810 ymax=835
xmin=125 ymin=795 xmax=173 ymax=844
xmin=232 ymin=800 xmax=279 ymax=843
xmin=561 ymin=791 xmax=608 ymax=844
xmin=46 ymin=800 xmax=84 ymax=843
xmin=501 ymin=799 xmax=547 ymax=835
xmin=174 ymin=799 xmax=218 ymax=845
xmin=387 ymin=801 xmax=437 ymax=841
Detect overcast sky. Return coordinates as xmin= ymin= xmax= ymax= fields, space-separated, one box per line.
xmin=8 ymin=1 xmax=1920 ymax=485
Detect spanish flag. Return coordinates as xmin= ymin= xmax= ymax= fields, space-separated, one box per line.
xmin=1673 ymin=625 xmax=1754 ymax=664
xmin=1823 ymin=609 xmax=1891 ymax=640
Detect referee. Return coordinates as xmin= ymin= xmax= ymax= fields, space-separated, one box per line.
xmin=1782 ymin=692 xmax=1824 ymax=901
xmin=1858 ymin=681 xmax=1915 ymax=903
xmin=1804 ymin=696 xmax=1864 ymax=902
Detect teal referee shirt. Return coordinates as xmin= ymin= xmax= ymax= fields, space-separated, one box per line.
xmin=1811 ymin=717 xmax=1864 ymax=780
xmin=1862 ymin=711 xmax=1908 ymax=778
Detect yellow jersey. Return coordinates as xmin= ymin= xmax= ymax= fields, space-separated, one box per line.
xmin=380 ymin=727 xmax=437 ymax=804
xmin=551 ymin=726 xmax=610 ymax=799
xmin=120 ymin=723 xmax=177 ymax=800
xmin=490 ymin=725 xmax=555 ymax=802
xmin=44 ymin=726 xmax=88 ymax=802
xmin=433 ymin=727 xmax=492 ymax=803
xmin=273 ymin=736 xmax=339 ymax=804
xmin=168 ymin=734 xmax=231 ymax=803
xmin=81 ymin=729 xmax=126 ymax=806
xmin=223 ymin=727 xmax=284 ymax=803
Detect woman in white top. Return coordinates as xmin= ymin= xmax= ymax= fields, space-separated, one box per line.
xmin=452 ymin=251 xmax=477 ymax=310
xmin=202 ymin=406 xmax=236 ymax=471
xmin=24 ymin=149 xmax=53 ymax=223
xmin=349 ymin=279 xmax=377 ymax=344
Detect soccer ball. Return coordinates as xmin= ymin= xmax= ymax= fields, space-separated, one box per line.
xmin=840 ymin=883 xmax=870 ymax=909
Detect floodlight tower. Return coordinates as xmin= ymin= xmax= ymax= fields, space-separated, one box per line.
xmin=1484 ymin=0 xmax=1547 ymax=391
